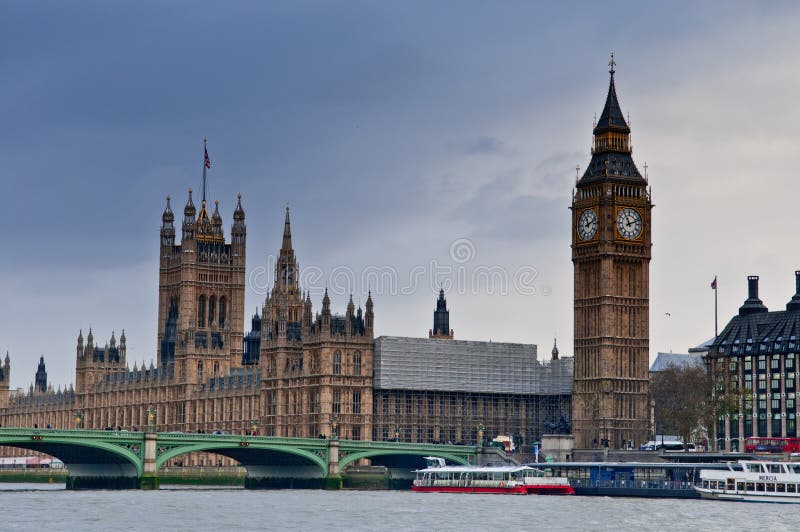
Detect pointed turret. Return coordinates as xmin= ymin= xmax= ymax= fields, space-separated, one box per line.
xmin=77 ymin=330 xmax=84 ymax=360
xmin=579 ymin=54 xmax=643 ymax=185
xmin=430 ymin=288 xmax=453 ymax=339
xmin=119 ymin=329 xmax=127 ymax=362
xmin=274 ymin=206 xmax=298 ymax=294
xmin=182 ymin=189 xmax=196 ymax=241
xmin=234 ymin=193 xmax=245 ymax=222
xmin=551 ymin=338 xmax=560 ymax=360
xmin=365 ymin=291 xmax=374 ymax=334
xmin=184 ymin=189 xmax=196 ymax=219
xmin=162 ymin=195 xmax=175 ymax=225
xmin=87 ymin=328 xmax=94 ymax=350
xmin=321 ymin=288 xmax=331 ymax=327
xmin=212 ymin=200 xmax=223 ymax=237
xmin=0 ymin=352 xmax=8 ymax=408
xmin=282 ymin=206 xmax=292 ymax=252
xmin=593 ymin=53 xmax=630 ymax=135
xmin=110 ymin=330 xmax=117 ymax=347
xmin=35 ymin=356 xmax=47 ymax=393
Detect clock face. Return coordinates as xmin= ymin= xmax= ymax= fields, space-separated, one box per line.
xmin=617 ymin=207 xmax=643 ymax=239
xmin=577 ymin=209 xmax=597 ymax=240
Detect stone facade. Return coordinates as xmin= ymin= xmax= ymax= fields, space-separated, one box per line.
xmin=256 ymin=208 xmax=375 ymax=440
xmin=571 ymin=60 xmax=652 ymax=449
xmin=0 ymin=194 xmax=374 ymax=448
xmin=0 ymin=176 xmax=573 ymax=459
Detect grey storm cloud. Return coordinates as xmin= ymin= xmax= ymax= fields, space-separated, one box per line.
xmin=2 ymin=1 xmax=800 ymax=386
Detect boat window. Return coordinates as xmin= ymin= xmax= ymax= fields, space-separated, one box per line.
xmin=747 ymin=463 xmax=763 ymax=473
xmin=792 ymin=464 xmax=800 ymax=474
xmin=757 ymin=483 xmax=766 ymax=491
xmin=736 ymin=482 xmax=745 ymax=491
xmin=746 ymin=482 xmax=755 ymax=491
xmin=767 ymin=483 xmax=776 ymax=492
xmin=768 ymin=464 xmax=783 ymax=474
xmin=777 ymin=484 xmax=787 ymax=493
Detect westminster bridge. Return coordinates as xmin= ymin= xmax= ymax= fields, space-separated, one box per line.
xmin=0 ymin=428 xmax=490 ymax=489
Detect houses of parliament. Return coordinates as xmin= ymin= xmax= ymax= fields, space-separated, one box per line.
xmin=0 ymin=58 xmax=652 ymax=452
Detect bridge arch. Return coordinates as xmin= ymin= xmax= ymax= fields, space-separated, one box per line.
xmin=155 ymin=442 xmax=327 ymax=474
xmin=338 ymin=449 xmax=470 ymax=470
xmin=0 ymin=431 xmax=143 ymax=484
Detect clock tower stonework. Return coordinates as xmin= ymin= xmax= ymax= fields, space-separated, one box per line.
xmin=571 ymin=58 xmax=652 ymax=449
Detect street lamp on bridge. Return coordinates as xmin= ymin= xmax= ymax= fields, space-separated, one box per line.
xmin=330 ymin=416 xmax=339 ymax=440
xmin=73 ymin=411 xmax=83 ymax=430
xmin=146 ymin=407 xmax=156 ymax=433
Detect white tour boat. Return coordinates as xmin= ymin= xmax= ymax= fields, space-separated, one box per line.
xmin=412 ymin=457 xmax=574 ymax=495
xmin=695 ymin=460 xmax=800 ymax=503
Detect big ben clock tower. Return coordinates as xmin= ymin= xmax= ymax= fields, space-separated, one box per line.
xmin=572 ymin=55 xmax=652 ymax=449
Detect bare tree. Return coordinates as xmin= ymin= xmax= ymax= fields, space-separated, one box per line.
xmin=651 ymin=363 xmax=709 ymax=446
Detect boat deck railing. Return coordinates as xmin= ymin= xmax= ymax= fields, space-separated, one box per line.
xmin=569 ymin=479 xmax=697 ymax=491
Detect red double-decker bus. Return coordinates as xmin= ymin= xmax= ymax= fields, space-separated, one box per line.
xmin=744 ymin=437 xmax=800 ymax=453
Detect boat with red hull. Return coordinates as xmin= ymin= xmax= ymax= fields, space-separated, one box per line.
xmin=412 ymin=458 xmax=574 ymax=495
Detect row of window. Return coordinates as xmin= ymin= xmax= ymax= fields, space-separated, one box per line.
xmin=332 ymin=351 xmax=361 ymax=376
xmin=197 ymin=295 xmax=227 ymax=328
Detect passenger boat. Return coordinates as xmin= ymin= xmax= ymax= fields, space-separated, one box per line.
xmin=412 ymin=457 xmax=574 ymax=495
xmin=695 ymin=460 xmax=800 ymax=503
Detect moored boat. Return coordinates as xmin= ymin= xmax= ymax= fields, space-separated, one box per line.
xmin=412 ymin=457 xmax=574 ymax=495
xmin=695 ymin=460 xmax=800 ymax=503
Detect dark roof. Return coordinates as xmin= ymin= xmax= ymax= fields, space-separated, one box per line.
xmin=711 ymin=309 xmax=800 ymax=357
xmin=594 ymin=71 xmax=630 ymax=135
xmin=579 ymin=151 xmax=643 ymax=184
xmin=578 ymin=69 xmax=645 ymax=186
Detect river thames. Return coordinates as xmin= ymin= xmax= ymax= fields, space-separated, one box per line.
xmin=0 ymin=484 xmax=796 ymax=531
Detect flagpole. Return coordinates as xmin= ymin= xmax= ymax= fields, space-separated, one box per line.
xmin=714 ymin=277 xmax=718 ymax=339
xmin=202 ymin=138 xmax=208 ymax=203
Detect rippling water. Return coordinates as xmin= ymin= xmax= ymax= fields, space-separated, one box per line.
xmin=1 ymin=483 xmax=796 ymax=531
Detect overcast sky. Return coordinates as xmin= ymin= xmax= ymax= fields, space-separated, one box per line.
xmin=3 ymin=1 xmax=800 ymax=389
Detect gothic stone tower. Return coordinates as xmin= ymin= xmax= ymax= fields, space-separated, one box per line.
xmin=157 ymin=188 xmax=246 ymax=385
xmin=571 ymin=57 xmax=652 ymax=449
xmin=0 ymin=352 xmax=10 ymax=410
xmin=260 ymin=208 xmax=374 ymax=440
xmin=429 ymin=289 xmax=454 ymax=339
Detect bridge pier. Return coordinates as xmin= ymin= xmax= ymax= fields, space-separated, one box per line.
xmin=139 ymin=433 xmax=160 ymax=490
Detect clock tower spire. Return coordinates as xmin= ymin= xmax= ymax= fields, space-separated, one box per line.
xmin=571 ymin=55 xmax=653 ymax=449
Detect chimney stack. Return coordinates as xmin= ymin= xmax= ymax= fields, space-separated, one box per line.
xmin=739 ymin=275 xmax=768 ymax=316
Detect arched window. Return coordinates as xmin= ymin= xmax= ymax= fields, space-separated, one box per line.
xmin=218 ymin=297 xmax=226 ymax=328
xmin=197 ymin=361 xmax=204 ymax=375
xmin=208 ymin=296 xmax=216 ymax=327
xmin=333 ymin=352 xmax=341 ymax=375
xmin=198 ymin=296 xmax=206 ymax=328
xmin=353 ymin=351 xmax=361 ymax=376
